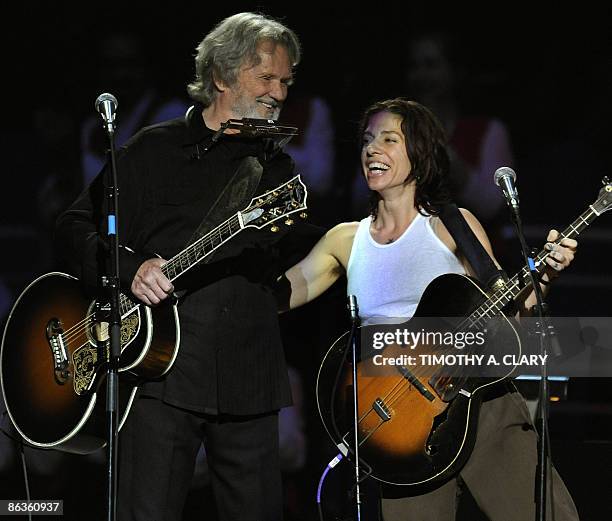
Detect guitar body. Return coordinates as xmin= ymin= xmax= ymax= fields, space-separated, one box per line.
xmin=316 ymin=273 xmax=521 ymax=486
xmin=0 ymin=272 xmax=179 ymax=453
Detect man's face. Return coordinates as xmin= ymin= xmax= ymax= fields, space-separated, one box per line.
xmin=224 ymin=40 xmax=293 ymax=120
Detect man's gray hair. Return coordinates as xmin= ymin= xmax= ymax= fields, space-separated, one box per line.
xmin=187 ymin=12 xmax=301 ymax=106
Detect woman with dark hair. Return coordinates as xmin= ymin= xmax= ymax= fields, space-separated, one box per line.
xmin=363 ymin=98 xmax=453 ymax=219
xmin=283 ymin=97 xmax=539 ymax=313
xmin=281 ymin=98 xmax=579 ymax=520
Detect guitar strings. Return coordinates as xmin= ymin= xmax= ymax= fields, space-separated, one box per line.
xmin=58 ymin=209 xmax=258 ymax=349
xmin=356 ymin=247 xmax=556 ymax=424
xmin=374 ymin=311 xmax=504 ymax=413
xmin=160 ymin=187 xmax=297 ymax=280
xmin=335 ymin=214 xmax=592 ymax=451
xmin=167 ymin=187 xmax=298 ymax=275
xmin=367 ymin=256 xmax=546 ymax=417
xmin=160 ymin=214 xmax=240 ymax=281
xmin=60 ymin=291 xmax=136 ymax=343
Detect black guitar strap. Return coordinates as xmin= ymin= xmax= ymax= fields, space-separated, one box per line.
xmin=438 ymin=203 xmax=506 ymax=289
xmin=184 ymin=155 xmax=263 ymax=248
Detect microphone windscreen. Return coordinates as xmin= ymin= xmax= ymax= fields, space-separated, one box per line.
xmin=494 ymin=166 xmax=516 ymax=186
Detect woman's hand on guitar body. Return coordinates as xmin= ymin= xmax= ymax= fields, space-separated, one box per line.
xmin=131 ymin=258 xmax=174 ymax=306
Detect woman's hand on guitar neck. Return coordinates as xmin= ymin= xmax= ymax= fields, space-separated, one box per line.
xmin=131 ymin=258 xmax=174 ymax=306
xmin=517 ymin=229 xmax=577 ymax=317
xmin=540 ymin=229 xmax=578 ymax=285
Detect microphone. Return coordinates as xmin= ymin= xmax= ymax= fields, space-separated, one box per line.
xmin=225 ymin=118 xmax=298 ymax=138
xmin=347 ymin=295 xmax=359 ymax=322
xmin=203 ymin=118 xmax=298 ymax=153
xmin=95 ymin=92 xmax=118 ymax=132
xmin=236 ymin=118 xmax=279 ymax=137
xmin=494 ymin=166 xmax=520 ymax=214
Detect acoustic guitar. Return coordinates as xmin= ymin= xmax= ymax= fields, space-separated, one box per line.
xmin=316 ymin=178 xmax=611 ymax=487
xmin=1 ymin=175 xmax=307 ymax=453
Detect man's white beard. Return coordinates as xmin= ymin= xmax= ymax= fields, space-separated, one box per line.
xmin=231 ymin=94 xmax=280 ymax=120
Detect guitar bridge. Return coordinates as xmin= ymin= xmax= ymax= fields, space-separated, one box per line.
xmin=372 ymin=398 xmax=391 ymax=421
xmin=397 ymin=366 xmax=435 ymax=401
xmin=46 ymin=318 xmax=70 ymax=385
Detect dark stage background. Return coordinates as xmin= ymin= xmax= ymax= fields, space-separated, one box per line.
xmin=1 ymin=4 xmax=611 ymax=520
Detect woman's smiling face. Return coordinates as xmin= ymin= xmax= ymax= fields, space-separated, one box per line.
xmin=361 ymin=111 xmax=413 ymax=193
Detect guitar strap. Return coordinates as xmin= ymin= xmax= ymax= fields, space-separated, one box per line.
xmin=438 ymin=204 xmax=518 ymax=398
xmin=438 ymin=203 xmax=507 ymax=289
xmin=184 ymin=155 xmax=263 ymax=249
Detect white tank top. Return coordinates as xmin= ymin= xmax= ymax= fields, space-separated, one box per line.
xmin=347 ymin=213 xmax=465 ymax=323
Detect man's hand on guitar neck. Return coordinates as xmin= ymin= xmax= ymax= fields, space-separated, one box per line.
xmin=131 ymin=258 xmax=174 ymax=306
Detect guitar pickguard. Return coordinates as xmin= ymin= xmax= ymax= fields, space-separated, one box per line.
xmin=71 ymin=306 xmax=141 ymax=395
xmin=72 ymin=343 xmax=98 ymax=395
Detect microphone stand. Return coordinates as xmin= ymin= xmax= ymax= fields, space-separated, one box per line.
xmin=347 ymin=295 xmax=362 ymax=521
xmin=99 ymin=103 xmax=122 ymax=521
xmin=507 ymin=206 xmax=554 ymax=521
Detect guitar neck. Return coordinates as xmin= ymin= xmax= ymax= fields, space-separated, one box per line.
xmin=161 ymin=213 xmax=243 ymax=283
xmin=118 ymin=212 xmax=244 ymax=316
xmin=110 ymin=173 xmax=308 ymax=318
xmin=471 ymin=204 xmax=601 ymax=323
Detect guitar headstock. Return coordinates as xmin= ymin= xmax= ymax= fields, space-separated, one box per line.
xmin=592 ymin=176 xmax=612 ymax=215
xmin=240 ymin=175 xmax=308 ymax=230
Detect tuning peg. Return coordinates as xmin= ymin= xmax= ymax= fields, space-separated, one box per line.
xmin=284 ymin=218 xmax=294 ymax=226
xmin=603 ymin=176 xmax=610 ymax=186
xmin=299 ymin=212 xmax=307 ymax=219
xmin=270 ymin=225 xmax=280 ymax=232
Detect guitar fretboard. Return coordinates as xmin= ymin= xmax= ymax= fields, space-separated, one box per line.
xmin=162 ymin=214 xmax=242 ymax=282
xmin=465 ymin=204 xmax=600 ymax=328
xmin=118 ymin=213 xmax=243 ymax=317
